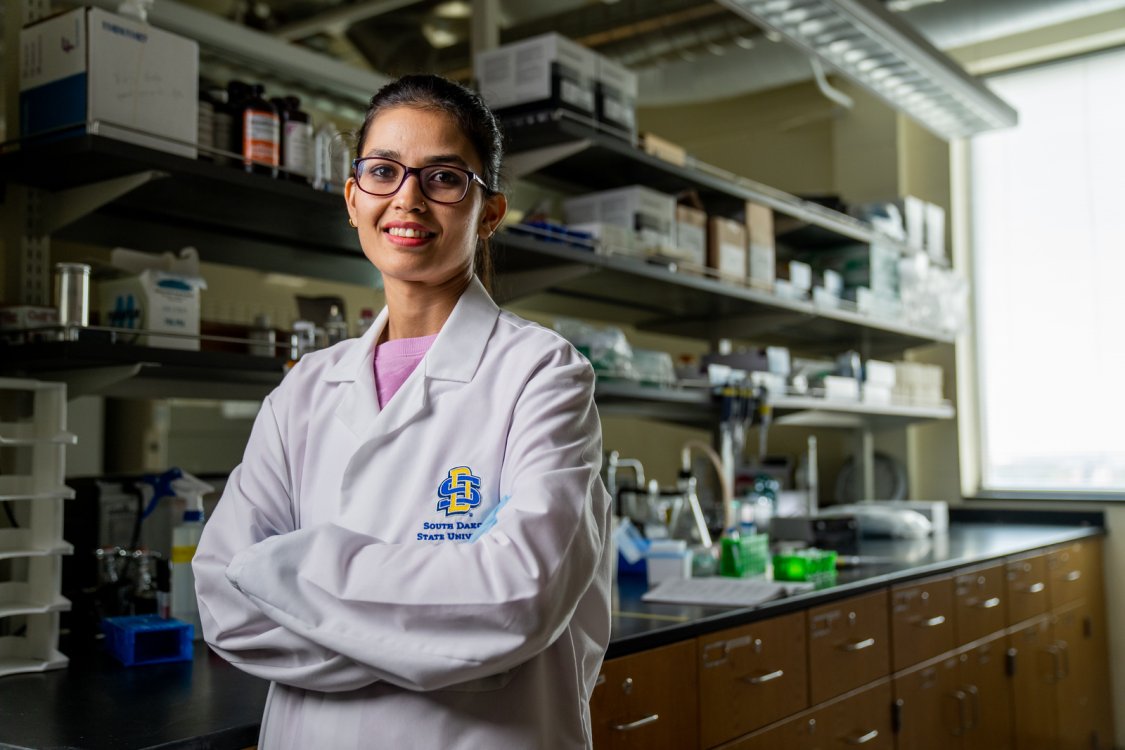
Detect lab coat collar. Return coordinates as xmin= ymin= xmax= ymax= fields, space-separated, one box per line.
xmin=322 ymin=277 xmax=498 ymax=385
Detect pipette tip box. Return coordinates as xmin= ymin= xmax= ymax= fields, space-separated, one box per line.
xmin=102 ymin=615 xmax=193 ymax=666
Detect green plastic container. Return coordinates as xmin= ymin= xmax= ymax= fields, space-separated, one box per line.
xmin=772 ymin=548 xmax=838 ymax=589
xmin=720 ymin=533 xmax=770 ymax=578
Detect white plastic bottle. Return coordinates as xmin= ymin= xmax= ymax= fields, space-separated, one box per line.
xmin=170 ymin=473 xmax=214 ymax=640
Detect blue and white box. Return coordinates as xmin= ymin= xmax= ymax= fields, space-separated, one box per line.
xmin=20 ymin=7 xmax=198 ymax=158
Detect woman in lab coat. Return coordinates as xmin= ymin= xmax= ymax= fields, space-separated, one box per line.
xmin=194 ymin=75 xmax=613 ymax=749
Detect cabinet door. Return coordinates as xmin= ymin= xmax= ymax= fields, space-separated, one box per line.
xmin=1008 ymin=617 xmax=1057 ymax=750
xmin=591 ymin=639 xmax=698 ymax=750
xmin=803 ymin=680 xmax=894 ymax=750
xmin=807 ymin=590 xmax=891 ymax=705
xmin=892 ymin=655 xmax=963 ymax=750
xmin=1053 ymin=601 xmax=1101 ymax=750
xmin=697 ymin=611 xmax=808 ymax=749
xmin=714 ymin=718 xmax=805 ymax=750
xmin=890 ymin=575 xmax=955 ymax=671
xmin=954 ymin=563 xmax=1006 ymax=646
xmin=1006 ymin=553 xmax=1049 ymax=625
xmin=958 ymin=634 xmax=1013 ymax=750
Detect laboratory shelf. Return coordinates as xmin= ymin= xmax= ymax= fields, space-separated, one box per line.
xmin=592 ymin=380 xmax=954 ymax=430
xmin=0 ymin=648 xmax=69 ymax=679
xmin=0 ymin=131 xmax=377 ymax=287
xmin=493 ymin=231 xmax=953 ymax=356
xmin=502 ymin=109 xmax=875 ymax=246
xmin=0 ymin=334 xmax=289 ymax=400
xmin=0 ymin=488 xmax=75 ymax=502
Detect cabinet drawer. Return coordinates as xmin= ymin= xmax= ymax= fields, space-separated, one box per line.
xmin=890 ymin=576 xmax=955 ymax=671
xmin=1006 ymin=553 xmax=1049 ymax=624
xmin=808 ymin=590 xmax=891 ymax=704
xmin=954 ymin=563 xmax=1006 ymax=645
xmin=591 ymin=639 xmax=698 ymax=750
xmin=1047 ymin=541 xmax=1093 ymax=609
xmin=698 ymin=611 xmax=808 ymax=748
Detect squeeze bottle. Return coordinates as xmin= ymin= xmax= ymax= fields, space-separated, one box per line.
xmin=170 ymin=473 xmax=214 ymax=639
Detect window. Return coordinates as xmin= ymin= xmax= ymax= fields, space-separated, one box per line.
xmin=971 ymin=46 xmax=1125 ymax=493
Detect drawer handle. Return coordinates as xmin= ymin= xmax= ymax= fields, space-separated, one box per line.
xmin=844 ymin=729 xmax=879 ymax=745
xmin=974 ymin=597 xmax=1001 ymax=609
xmin=1021 ymin=582 xmax=1045 ymax=594
xmin=839 ymin=638 xmax=876 ymax=652
xmin=743 ymin=669 xmax=785 ymax=685
xmin=1065 ymin=570 xmax=1082 ymax=582
xmin=612 ymin=714 xmax=660 ymax=732
xmin=916 ymin=615 xmax=946 ymax=628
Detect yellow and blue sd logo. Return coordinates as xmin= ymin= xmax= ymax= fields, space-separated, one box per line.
xmin=437 ymin=466 xmax=482 ymax=516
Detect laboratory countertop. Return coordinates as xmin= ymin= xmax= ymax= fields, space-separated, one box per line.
xmin=0 ymin=511 xmax=1104 ymax=750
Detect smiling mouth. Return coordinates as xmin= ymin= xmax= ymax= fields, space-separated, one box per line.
xmin=385 ymin=227 xmax=436 ymax=239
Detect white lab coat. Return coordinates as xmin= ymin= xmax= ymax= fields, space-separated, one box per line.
xmin=194 ymin=277 xmax=613 ymax=749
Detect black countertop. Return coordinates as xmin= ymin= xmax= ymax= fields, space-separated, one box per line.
xmin=0 ymin=516 xmax=1103 ymax=750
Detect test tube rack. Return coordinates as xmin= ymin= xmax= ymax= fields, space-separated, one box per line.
xmin=0 ymin=378 xmax=77 ymax=677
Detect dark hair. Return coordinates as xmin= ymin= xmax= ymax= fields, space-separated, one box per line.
xmin=355 ymin=74 xmax=504 ymax=289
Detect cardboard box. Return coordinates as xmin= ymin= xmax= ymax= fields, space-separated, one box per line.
xmin=563 ymin=186 xmax=676 ymax=255
xmin=746 ymin=202 xmax=775 ymax=289
xmin=673 ymin=205 xmax=707 ymax=266
xmin=20 ymin=7 xmax=198 ymax=158
xmin=640 ymin=132 xmax=687 ymax=166
xmin=707 ymin=217 xmax=747 ymax=282
xmin=99 ymin=270 xmax=205 ymax=349
xmin=595 ymin=55 xmax=637 ymax=138
xmin=474 ymin=33 xmax=597 ymax=115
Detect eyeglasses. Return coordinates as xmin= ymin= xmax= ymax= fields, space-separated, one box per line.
xmin=351 ymin=156 xmax=489 ymax=205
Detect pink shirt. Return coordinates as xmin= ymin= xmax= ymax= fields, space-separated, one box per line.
xmin=374 ymin=333 xmax=439 ymax=408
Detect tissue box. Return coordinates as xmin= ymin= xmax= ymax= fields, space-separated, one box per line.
xmin=99 ymin=270 xmax=204 ymax=349
xmin=20 ymin=7 xmax=198 ymax=158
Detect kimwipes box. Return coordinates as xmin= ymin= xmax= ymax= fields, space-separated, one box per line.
xmin=19 ymin=7 xmax=198 ymax=158
xmin=98 ymin=248 xmax=207 ymax=349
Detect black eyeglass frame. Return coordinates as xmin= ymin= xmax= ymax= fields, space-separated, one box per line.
xmin=351 ymin=156 xmax=491 ymax=204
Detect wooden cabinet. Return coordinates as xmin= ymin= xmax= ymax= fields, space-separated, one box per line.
xmin=1006 ymin=553 xmax=1049 ymax=625
xmin=890 ymin=575 xmax=956 ymax=671
xmin=807 ymin=590 xmax=891 ymax=705
xmin=892 ymin=653 xmax=963 ymax=750
xmin=1047 ymin=542 xmax=1092 ymax=610
xmin=958 ymin=633 xmax=1013 ymax=750
xmin=1009 ymin=616 xmax=1059 ymax=750
xmin=954 ymin=563 xmax=1006 ymax=646
xmin=591 ymin=639 xmax=698 ymax=750
xmin=697 ymin=611 xmax=808 ymax=748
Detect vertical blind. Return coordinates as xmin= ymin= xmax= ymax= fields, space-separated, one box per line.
xmin=971 ymin=45 xmax=1125 ymax=493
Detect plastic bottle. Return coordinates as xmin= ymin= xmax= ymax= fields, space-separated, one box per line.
xmin=313 ymin=123 xmax=338 ymax=191
xmin=248 ymin=313 xmax=277 ymax=356
xmin=325 ymin=304 xmax=348 ymax=344
xmin=196 ymin=89 xmax=215 ymax=160
xmin=240 ymin=84 xmax=280 ymax=177
xmin=355 ymin=307 xmax=376 ymax=338
xmin=170 ymin=472 xmax=214 ymax=639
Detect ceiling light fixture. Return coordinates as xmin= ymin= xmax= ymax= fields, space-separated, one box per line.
xmin=716 ymin=0 xmax=1017 ymax=139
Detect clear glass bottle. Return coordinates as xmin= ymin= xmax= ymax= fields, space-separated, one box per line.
xmin=325 ymin=304 xmax=348 ymax=345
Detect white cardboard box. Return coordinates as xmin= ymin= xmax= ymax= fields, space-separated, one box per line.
xmin=595 ymin=55 xmax=637 ymax=135
xmin=20 ymin=7 xmax=198 ymax=158
xmin=99 ymin=270 xmax=205 ymax=349
xmin=474 ymin=32 xmax=597 ymax=115
xmin=563 ymin=186 xmax=676 ymax=255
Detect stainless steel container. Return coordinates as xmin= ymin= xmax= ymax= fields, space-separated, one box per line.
xmin=55 ymin=262 xmax=91 ymax=340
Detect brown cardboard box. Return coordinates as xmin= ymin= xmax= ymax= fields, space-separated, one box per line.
xmin=746 ymin=201 xmax=775 ymax=289
xmin=673 ymin=205 xmax=707 ymax=266
xmin=640 ymin=132 xmax=687 ymax=166
xmin=707 ymin=217 xmax=748 ymax=282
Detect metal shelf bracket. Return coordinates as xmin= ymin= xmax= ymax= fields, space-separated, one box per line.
xmin=42 ymin=170 xmax=168 ymax=234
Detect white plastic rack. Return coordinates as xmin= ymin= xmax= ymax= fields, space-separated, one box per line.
xmin=0 ymin=378 xmax=76 ymax=678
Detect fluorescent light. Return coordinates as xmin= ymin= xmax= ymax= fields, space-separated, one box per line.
xmin=720 ymin=0 xmax=1018 ymax=139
